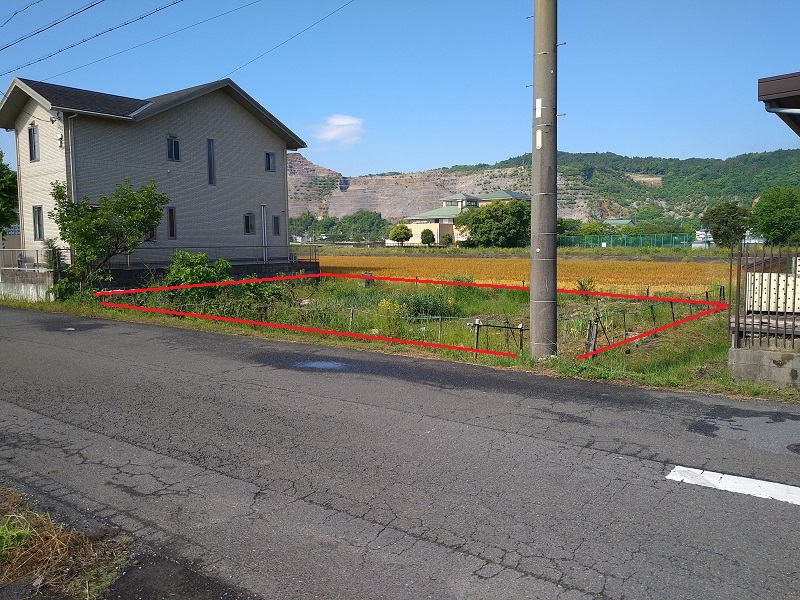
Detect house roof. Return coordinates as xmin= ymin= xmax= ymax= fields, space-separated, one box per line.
xmin=405 ymin=206 xmax=464 ymax=221
xmin=16 ymin=78 xmax=149 ymax=118
xmin=758 ymin=71 xmax=800 ymax=137
xmin=0 ymin=77 xmax=306 ymax=149
xmin=603 ymin=219 xmax=634 ymax=226
xmin=478 ymin=189 xmax=531 ymax=201
xmin=440 ymin=192 xmax=481 ymax=202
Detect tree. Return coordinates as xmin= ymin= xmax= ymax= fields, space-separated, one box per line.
xmin=388 ymin=223 xmax=412 ymax=247
xmin=289 ymin=211 xmax=316 ymax=237
xmin=0 ymin=151 xmax=17 ymax=231
xmin=749 ymin=186 xmax=800 ymax=244
xmin=701 ymin=200 xmax=750 ymax=250
xmin=441 ymin=233 xmax=454 ymax=246
xmin=337 ymin=210 xmax=389 ymax=241
xmin=454 ymin=200 xmax=530 ymax=248
xmin=420 ymin=228 xmax=435 ymax=247
xmin=556 ymin=218 xmax=582 ymax=236
xmin=577 ymin=221 xmax=605 ymax=236
xmin=49 ymin=179 xmax=169 ymax=284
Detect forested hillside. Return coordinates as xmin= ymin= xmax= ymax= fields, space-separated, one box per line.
xmin=498 ymin=149 xmax=800 ymax=225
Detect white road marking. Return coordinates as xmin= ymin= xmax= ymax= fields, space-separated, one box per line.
xmin=666 ymin=466 xmax=800 ymax=506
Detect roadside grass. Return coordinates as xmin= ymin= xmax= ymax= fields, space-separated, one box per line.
xmin=0 ymin=487 xmax=129 ymax=599
xmin=3 ymin=274 xmax=798 ymax=403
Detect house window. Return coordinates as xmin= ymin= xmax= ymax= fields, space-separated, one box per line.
xmin=244 ymin=212 xmax=255 ymax=234
xmin=207 ymin=139 xmax=216 ymax=185
xmin=272 ymin=215 xmax=280 ymax=236
xmin=28 ymin=125 xmax=40 ymax=161
xmin=32 ymin=206 xmax=44 ymax=240
xmin=167 ymin=207 xmax=176 ymax=239
xmin=466 ymin=201 xmax=478 ymax=207
xmin=445 ymin=200 xmax=459 ymax=206
xmin=265 ymin=152 xmax=276 ymax=172
xmin=167 ymin=137 xmax=180 ymax=161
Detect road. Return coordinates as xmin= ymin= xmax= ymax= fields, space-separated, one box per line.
xmin=0 ymin=306 xmax=798 ymax=599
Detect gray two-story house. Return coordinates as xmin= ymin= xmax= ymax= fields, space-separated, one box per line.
xmin=0 ymin=77 xmax=306 ymax=269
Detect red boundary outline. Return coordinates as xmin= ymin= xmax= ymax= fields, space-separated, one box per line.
xmin=94 ymin=272 xmax=727 ymax=360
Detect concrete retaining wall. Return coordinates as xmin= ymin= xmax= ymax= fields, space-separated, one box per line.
xmin=729 ymin=347 xmax=800 ymax=389
xmin=0 ymin=270 xmax=54 ymax=301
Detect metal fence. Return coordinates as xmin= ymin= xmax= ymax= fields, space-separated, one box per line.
xmin=731 ymin=243 xmax=800 ymax=349
xmin=0 ymin=247 xmax=54 ymax=272
xmin=103 ymin=245 xmax=318 ymax=269
xmin=558 ymin=233 xmax=694 ymax=248
xmin=1 ymin=244 xmax=319 ymax=272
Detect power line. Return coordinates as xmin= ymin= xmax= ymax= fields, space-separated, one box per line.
xmin=0 ymin=0 xmax=185 ymax=78
xmin=0 ymin=0 xmax=267 ymax=128
xmin=1 ymin=0 xmax=47 ymax=28
xmin=43 ymin=0 xmax=266 ymax=81
xmin=224 ymin=0 xmax=357 ymax=77
xmin=0 ymin=0 xmax=352 ymax=130
xmin=0 ymin=0 xmax=107 ymax=52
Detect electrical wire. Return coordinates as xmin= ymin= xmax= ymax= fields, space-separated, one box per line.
xmin=0 ymin=0 xmax=267 ymax=127
xmin=42 ymin=0 xmax=266 ymax=81
xmin=224 ymin=0 xmax=357 ymax=77
xmin=0 ymin=0 xmax=107 ymax=52
xmin=0 ymin=0 xmax=353 ymax=132
xmin=1 ymin=0 xmax=47 ymax=28
xmin=0 ymin=0 xmax=185 ymax=77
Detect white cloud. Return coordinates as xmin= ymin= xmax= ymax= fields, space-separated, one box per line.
xmin=314 ymin=114 xmax=364 ymax=147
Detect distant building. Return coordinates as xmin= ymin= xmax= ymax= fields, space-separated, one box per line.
xmin=477 ymin=189 xmax=531 ymax=207
xmin=391 ymin=190 xmax=531 ymax=245
xmin=602 ymin=219 xmax=634 ymax=228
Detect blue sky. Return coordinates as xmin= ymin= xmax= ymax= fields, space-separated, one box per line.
xmin=1 ymin=0 xmax=798 ymax=176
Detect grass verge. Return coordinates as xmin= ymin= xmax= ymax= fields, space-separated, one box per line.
xmin=0 ymin=487 xmax=129 ymax=599
xmin=2 ymin=293 xmax=798 ymax=404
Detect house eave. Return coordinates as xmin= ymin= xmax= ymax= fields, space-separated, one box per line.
xmin=758 ymin=71 xmax=800 ymax=137
xmin=0 ymin=77 xmax=53 ymax=128
xmin=53 ymin=107 xmax=135 ymax=121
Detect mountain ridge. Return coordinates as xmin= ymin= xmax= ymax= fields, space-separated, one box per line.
xmin=288 ymin=149 xmax=800 ymax=226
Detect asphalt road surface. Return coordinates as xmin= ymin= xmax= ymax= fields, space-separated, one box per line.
xmin=0 ymin=306 xmax=799 ymax=599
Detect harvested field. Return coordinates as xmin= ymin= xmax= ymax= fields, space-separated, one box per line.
xmin=319 ymin=256 xmax=730 ymax=296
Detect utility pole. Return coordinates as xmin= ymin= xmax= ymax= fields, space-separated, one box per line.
xmin=530 ymin=0 xmax=558 ymax=358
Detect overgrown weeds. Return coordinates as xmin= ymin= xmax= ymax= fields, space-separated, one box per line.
xmin=0 ymin=487 xmax=129 ymax=599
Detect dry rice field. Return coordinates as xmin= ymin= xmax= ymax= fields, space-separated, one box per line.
xmin=319 ymin=255 xmax=730 ymax=296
